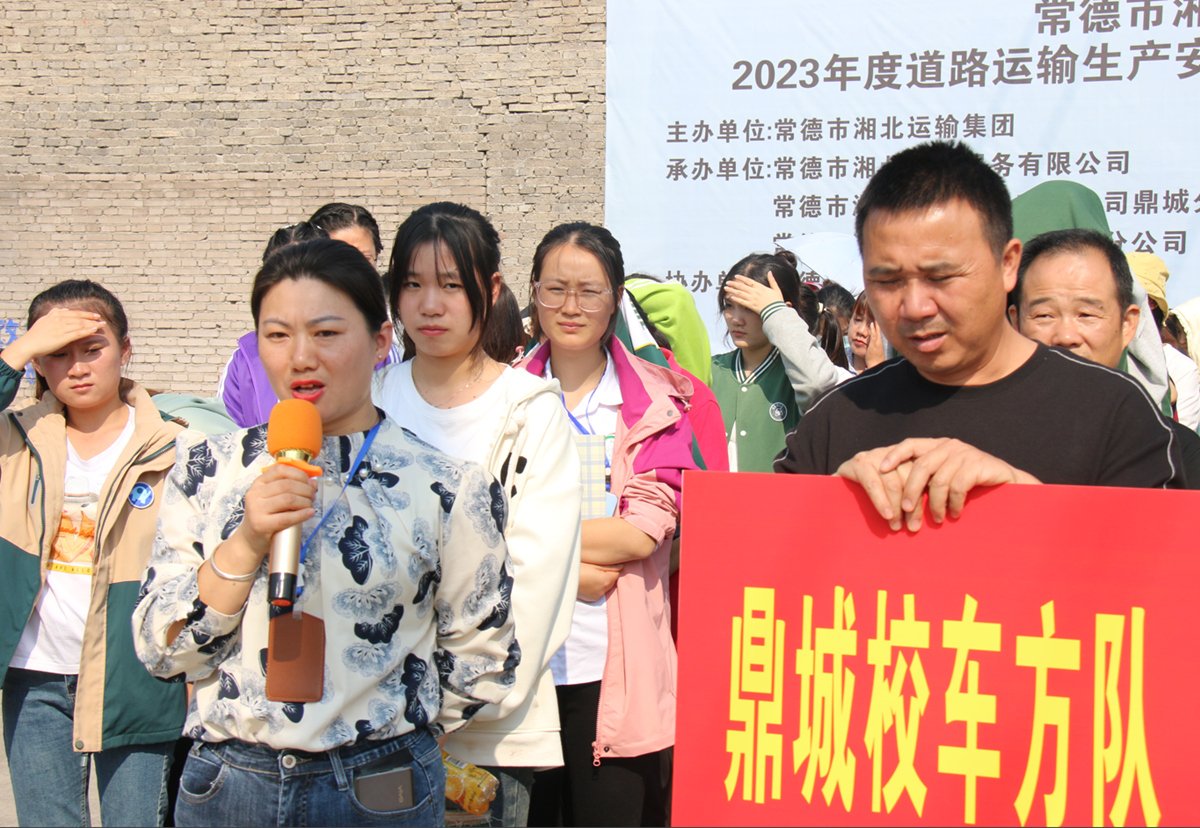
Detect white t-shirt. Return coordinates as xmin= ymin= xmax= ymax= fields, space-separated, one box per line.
xmin=545 ymin=351 xmax=622 ymax=686
xmin=373 ymin=360 xmax=514 ymax=465
xmin=11 ymin=407 xmax=136 ymax=675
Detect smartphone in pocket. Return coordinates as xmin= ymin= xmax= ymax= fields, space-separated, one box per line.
xmin=354 ymin=764 xmax=414 ymax=812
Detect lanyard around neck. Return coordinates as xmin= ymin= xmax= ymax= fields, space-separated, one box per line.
xmin=295 ymin=418 xmax=383 ymax=594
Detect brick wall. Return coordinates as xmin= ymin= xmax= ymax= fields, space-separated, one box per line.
xmin=0 ymin=0 xmax=605 ymax=397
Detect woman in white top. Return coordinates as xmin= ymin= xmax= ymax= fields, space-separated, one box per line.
xmin=373 ymin=203 xmax=581 ymax=828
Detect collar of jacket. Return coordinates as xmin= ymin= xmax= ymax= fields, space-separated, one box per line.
xmin=9 ymin=382 xmax=181 ymax=557
xmin=520 ymin=339 xmax=694 ymax=439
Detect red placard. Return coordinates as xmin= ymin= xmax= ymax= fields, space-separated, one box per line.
xmin=675 ymin=472 xmax=1199 ymax=827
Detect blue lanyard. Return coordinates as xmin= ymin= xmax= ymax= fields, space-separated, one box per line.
xmin=563 ymin=401 xmax=594 ymax=437
xmin=561 ymin=392 xmax=613 ymax=489
xmin=295 ymin=418 xmax=382 ymax=595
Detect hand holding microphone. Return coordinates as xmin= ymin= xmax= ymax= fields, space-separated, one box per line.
xmin=216 ymin=401 xmax=323 ymax=604
xmin=264 ymin=400 xmax=323 ymax=607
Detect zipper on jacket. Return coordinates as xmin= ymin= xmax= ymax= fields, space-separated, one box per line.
xmin=12 ymin=416 xmax=48 ymax=556
xmin=592 ymin=599 xmax=616 ymax=768
xmin=93 ymin=441 xmax=174 ymax=550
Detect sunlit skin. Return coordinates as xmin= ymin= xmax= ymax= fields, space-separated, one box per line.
xmin=534 ymin=243 xmax=654 ymax=600
xmin=328 ymin=226 xmax=379 ymax=264
xmin=1010 ymin=247 xmax=1139 ymax=370
xmin=848 ymin=305 xmax=880 ymax=373
xmin=839 ymin=200 xmax=1041 ymax=533
xmin=536 ymin=243 xmax=617 ymax=377
xmin=257 ymin=277 xmax=392 ymax=436
xmin=190 ymin=277 xmax=393 ymax=622
xmin=862 ymin=199 xmax=1034 ymax=386
xmin=397 ymin=240 xmax=504 ymax=407
xmin=721 ymin=273 xmax=791 ymax=375
xmin=3 ymin=306 xmax=130 ymax=458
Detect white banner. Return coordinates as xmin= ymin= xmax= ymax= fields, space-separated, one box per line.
xmin=606 ymin=0 xmax=1200 ymax=350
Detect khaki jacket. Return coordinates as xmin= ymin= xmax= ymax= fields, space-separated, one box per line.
xmin=0 ymin=363 xmax=186 ymax=751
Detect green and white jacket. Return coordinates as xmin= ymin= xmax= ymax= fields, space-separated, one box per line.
xmin=0 ymin=361 xmax=185 ymax=752
xmin=712 ymin=301 xmax=851 ymax=473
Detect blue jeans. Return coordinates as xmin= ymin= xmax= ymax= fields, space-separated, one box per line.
xmin=1 ymin=667 xmax=174 ymax=827
xmin=173 ymin=728 xmax=444 ymax=827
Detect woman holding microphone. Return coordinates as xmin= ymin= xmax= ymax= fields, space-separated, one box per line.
xmin=134 ymin=238 xmax=518 ymax=827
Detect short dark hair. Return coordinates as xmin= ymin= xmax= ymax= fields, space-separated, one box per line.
xmin=309 ymin=203 xmax=383 ymax=257
xmin=387 ymin=202 xmax=501 ymax=358
xmin=262 ymin=222 xmax=329 ymax=263
xmin=27 ymin=280 xmax=130 ymax=401
xmin=855 ymin=141 xmax=1013 ymax=261
xmin=251 ymin=238 xmax=388 ymax=333
xmin=1013 ymin=228 xmax=1135 ymax=311
xmin=529 ymin=222 xmax=625 ymax=347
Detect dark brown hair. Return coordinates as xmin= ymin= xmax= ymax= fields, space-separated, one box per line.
xmin=529 ymin=222 xmax=624 ymax=347
xmin=387 ymin=202 xmax=501 ymax=359
xmin=27 ymin=280 xmax=130 ymax=401
xmin=251 ymin=239 xmax=388 ymax=334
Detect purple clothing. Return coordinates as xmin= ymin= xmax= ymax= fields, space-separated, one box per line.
xmin=220 ymin=331 xmax=400 ymax=429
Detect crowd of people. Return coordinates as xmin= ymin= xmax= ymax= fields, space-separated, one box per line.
xmin=0 ymin=140 xmax=1192 ymax=828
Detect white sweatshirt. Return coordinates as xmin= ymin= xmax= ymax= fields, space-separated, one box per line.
xmin=374 ymin=364 xmax=582 ymax=767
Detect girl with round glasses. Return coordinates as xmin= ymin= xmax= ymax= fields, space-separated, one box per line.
xmin=520 ymin=222 xmax=699 ymax=827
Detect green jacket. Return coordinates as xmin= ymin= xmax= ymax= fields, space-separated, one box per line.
xmin=711 ymin=301 xmax=849 ymax=473
xmin=711 ymin=349 xmax=799 ymax=473
xmin=0 ymin=361 xmax=185 ymax=751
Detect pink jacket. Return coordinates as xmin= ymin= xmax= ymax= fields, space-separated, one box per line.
xmin=520 ymin=340 xmax=700 ymax=763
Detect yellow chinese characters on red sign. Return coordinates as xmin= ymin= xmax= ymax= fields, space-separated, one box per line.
xmin=680 ymin=473 xmax=1195 ymax=826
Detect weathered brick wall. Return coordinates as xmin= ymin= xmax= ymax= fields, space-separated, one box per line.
xmin=0 ymin=0 xmax=605 ymax=397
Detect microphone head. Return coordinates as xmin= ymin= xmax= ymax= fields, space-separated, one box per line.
xmin=267 ymin=399 xmax=323 ymax=458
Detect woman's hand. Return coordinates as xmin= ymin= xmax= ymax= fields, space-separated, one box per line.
xmin=865 ymin=319 xmax=887 ymax=368
xmin=578 ymin=562 xmax=622 ymax=602
xmin=1 ymin=308 xmax=104 ymax=371
xmin=722 ymin=273 xmax=786 ymax=316
xmin=196 ymin=463 xmax=317 ymax=617
xmin=233 ymin=463 xmax=318 ymax=562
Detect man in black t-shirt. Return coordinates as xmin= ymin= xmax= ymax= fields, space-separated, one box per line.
xmin=775 ymin=142 xmax=1184 ymax=530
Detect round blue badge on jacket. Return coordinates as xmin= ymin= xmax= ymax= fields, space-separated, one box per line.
xmin=129 ymin=482 xmax=154 ymax=509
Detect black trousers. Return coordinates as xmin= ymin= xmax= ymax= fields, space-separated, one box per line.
xmin=528 ymin=681 xmax=672 ymax=827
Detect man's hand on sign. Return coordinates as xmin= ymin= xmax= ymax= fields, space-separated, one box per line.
xmin=838 ymin=437 xmax=1040 ymax=531
xmin=578 ymin=562 xmax=622 ymax=602
xmin=835 ymin=447 xmax=915 ymax=532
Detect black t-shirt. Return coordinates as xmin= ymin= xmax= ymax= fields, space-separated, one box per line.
xmin=775 ymin=344 xmax=1186 ymax=489
xmin=1169 ymin=418 xmax=1200 ymax=490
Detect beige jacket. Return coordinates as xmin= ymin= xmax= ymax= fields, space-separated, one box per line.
xmin=0 ymin=369 xmax=186 ymax=751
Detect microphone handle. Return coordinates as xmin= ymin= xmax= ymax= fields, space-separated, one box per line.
xmin=269 ymin=523 xmax=302 ymax=607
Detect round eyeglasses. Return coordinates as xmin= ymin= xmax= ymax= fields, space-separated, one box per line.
xmin=535 ymin=283 xmax=614 ymax=313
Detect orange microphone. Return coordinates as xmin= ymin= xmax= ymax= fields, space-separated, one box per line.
xmin=266 ymin=399 xmax=323 ymax=607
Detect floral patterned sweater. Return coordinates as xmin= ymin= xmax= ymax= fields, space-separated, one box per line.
xmin=133 ymin=415 xmax=518 ymax=752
